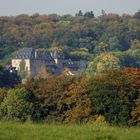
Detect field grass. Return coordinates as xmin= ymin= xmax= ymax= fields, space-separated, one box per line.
xmin=0 ymin=121 xmax=140 ymax=140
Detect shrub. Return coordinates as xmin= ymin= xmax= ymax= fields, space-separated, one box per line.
xmin=0 ymin=87 xmax=32 ymax=122
xmin=0 ymin=88 xmax=8 ymax=104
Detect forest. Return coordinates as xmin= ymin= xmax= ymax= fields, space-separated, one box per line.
xmin=0 ymin=10 xmax=140 ymax=70
xmin=0 ymin=11 xmax=140 ymax=126
xmin=0 ymin=69 xmax=140 ymax=126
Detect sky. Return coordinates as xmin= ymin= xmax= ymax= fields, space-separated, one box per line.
xmin=0 ymin=0 xmax=140 ymax=16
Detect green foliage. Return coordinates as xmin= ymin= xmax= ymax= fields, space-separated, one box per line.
xmin=0 ymin=11 xmax=140 ymax=68
xmin=19 ymin=60 xmax=28 ymax=79
xmin=127 ymin=49 xmax=140 ymax=68
xmin=87 ymin=53 xmax=121 ymax=74
xmin=22 ymin=71 xmax=140 ymax=125
xmin=0 ymin=88 xmax=32 ymax=122
xmin=108 ymin=36 xmax=122 ymax=51
xmin=130 ymin=97 xmax=140 ymax=126
xmin=70 ymin=49 xmax=90 ymax=60
xmin=0 ymin=69 xmax=139 ymax=125
xmin=124 ymin=68 xmax=140 ymax=126
xmin=25 ymin=76 xmax=91 ymax=123
xmin=87 ymin=71 xmax=139 ymax=125
xmin=0 ymin=88 xmax=7 ymax=105
xmin=0 ymin=51 xmax=17 ymax=66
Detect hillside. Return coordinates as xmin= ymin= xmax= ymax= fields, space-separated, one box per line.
xmin=0 ymin=10 xmax=140 ymax=68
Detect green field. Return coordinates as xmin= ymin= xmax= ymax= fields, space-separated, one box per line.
xmin=0 ymin=122 xmax=139 ymax=140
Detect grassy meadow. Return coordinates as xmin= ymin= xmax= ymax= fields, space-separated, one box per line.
xmin=0 ymin=122 xmax=140 ymax=140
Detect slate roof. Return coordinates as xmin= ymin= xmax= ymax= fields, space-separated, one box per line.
xmin=37 ymin=52 xmax=54 ymax=61
xmin=14 ymin=48 xmax=54 ymax=61
xmin=15 ymin=48 xmax=36 ymax=59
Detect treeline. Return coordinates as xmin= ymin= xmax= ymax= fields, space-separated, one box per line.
xmin=0 ymin=69 xmax=139 ymax=126
xmin=0 ymin=10 xmax=140 ymax=69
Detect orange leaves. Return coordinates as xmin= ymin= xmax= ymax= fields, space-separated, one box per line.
xmin=70 ymin=23 xmax=85 ymax=32
xmin=124 ymin=68 xmax=140 ymax=90
xmin=123 ymin=68 xmax=140 ymax=125
xmin=21 ymin=71 xmax=140 ymax=125
xmin=26 ymin=75 xmax=91 ymax=123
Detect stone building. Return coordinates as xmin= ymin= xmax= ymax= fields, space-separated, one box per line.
xmin=12 ymin=48 xmax=56 ymax=79
xmin=12 ymin=48 xmax=87 ymax=79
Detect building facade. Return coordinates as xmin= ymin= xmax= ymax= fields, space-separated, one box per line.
xmin=12 ymin=48 xmax=56 ymax=79
xmin=12 ymin=48 xmax=87 ymax=79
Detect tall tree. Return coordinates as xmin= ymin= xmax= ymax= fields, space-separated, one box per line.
xmin=87 ymin=53 xmax=121 ymax=74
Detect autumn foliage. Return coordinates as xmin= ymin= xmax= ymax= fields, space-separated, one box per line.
xmin=0 ymin=70 xmax=140 ymax=126
xmin=124 ymin=68 xmax=140 ymax=125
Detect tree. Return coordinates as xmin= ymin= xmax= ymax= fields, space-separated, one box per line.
xmin=127 ymin=49 xmax=140 ymax=68
xmin=0 ymin=88 xmax=32 ymax=122
xmin=94 ymin=41 xmax=108 ymax=53
xmin=134 ymin=10 xmax=140 ymax=19
xmin=87 ymin=71 xmax=139 ymax=125
xmin=0 ymin=65 xmax=20 ymax=88
xmin=130 ymin=39 xmax=140 ymax=50
xmin=124 ymin=68 xmax=140 ymax=126
xmin=62 ymin=76 xmax=91 ymax=123
xmin=87 ymin=53 xmax=121 ymax=74
xmin=101 ymin=9 xmax=106 ymax=16
xmin=76 ymin=10 xmax=83 ymax=16
xmin=84 ymin=11 xmax=94 ymax=18
xmin=70 ymin=48 xmax=90 ymax=60
xmin=108 ymin=37 xmax=122 ymax=51
xmin=130 ymin=97 xmax=140 ymax=126
xmin=26 ymin=76 xmax=91 ymax=123
xmin=35 ymin=64 xmax=49 ymax=79
xmin=0 ymin=88 xmax=7 ymax=105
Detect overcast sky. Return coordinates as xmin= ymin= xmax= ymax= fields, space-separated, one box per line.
xmin=0 ymin=0 xmax=140 ymax=16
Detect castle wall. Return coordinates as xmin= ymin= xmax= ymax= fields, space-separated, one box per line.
xmin=12 ymin=59 xmax=30 ymax=71
xmin=12 ymin=58 xmax=56 ymax=78
xmin=30 ymin=59 xmax=43 ymax=77
xmin=12 ymin=59 xmax=31 ymax=77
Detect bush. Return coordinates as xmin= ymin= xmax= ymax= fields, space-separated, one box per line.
xmin=0 ymin=88 xmax=8 ymax=105
xmin=0 ymin=87 xmax=32 ymax=122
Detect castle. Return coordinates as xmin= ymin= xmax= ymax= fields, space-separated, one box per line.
xmin=11 ymin=48 xmax=87 ymax=79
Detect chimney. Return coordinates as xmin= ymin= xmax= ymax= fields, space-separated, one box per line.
xmin=50 ymin=52 xmax=53 ymax=57
xmin=35 ymin=51 xmax=37 ymax=59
